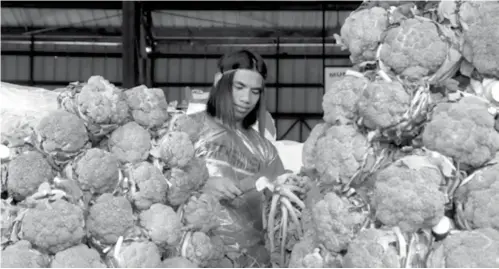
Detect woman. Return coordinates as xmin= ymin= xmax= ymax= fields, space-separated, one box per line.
xmin=191 ymin=50 xmax=285 ymax=267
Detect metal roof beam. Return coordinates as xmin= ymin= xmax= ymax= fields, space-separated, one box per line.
xmin=1 ymin=26 xmax=121 ymax=37
xmin=1 ymin=1 xmax=361 ymax=11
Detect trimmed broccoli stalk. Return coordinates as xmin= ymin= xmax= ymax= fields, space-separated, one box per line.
xmin=162 ymin=257 xmax=199 ymax=268
xmin=371 ymin=155 xmax=446 ymax=233
xmin=125 ymin=85 xmax=170 ymax=130
xmin=20 ymin=199 xmax=85 ymax=254
xmin=151 ymin=131 xmax=195 ymax=169
xmin=427 ymin=228 xmax=499 ymax=268
xmin=379 ymin=18 xmax=449 ymax=80
xmin=7 ymin=151 xmax=55 ymax=202
xmin=334 ymin=7 xmax=389 ymax=64
xmin=302 ymin=124 xmax=369 ymax=185
xmin=357 ymin=80 xmax=411 ymax=130
xmin=166 ymin=157 xmax=209 ymax=206
xmin=110 ymin=240 xmax=162 ymax=268
xmin=86 ymin=193 xmax=135 ymax=247
xmin=108 ymin=121 xmax=151 ymax=164
xmin=58 ymin=76 xmax=130 ymax=139
xmin=422 ymin=96 xmax=499 ymax=169
xmin=32 ymin=110 xmax=90 ymax=166
xmin=458 ymin=1 xmax=499 ymax=78
xmin=169 ymin=113 xmax=204 ymax=143
xmin=139 ymin=203 xmax=182 ymax=248
xmin=182 ymin=193 xmax=223 ymax=233
xmin=343 ymin=228 xmax=400 ymax=268
xmin=127 ymin=162 xmax=169 ymax=211
xmin=454 ymin=154 xmax=499 ymax=231
xmin=65 ymin=148 xmax=120 ymax=195
xmin=311 ymin=192 xmax=368 ymax=253
xmin=50 ymin=244 xmax=106 ymax=268
xmin=1 ymin=240 xmax=50 ymax=268
xmin=322 ymin=75 xmax=369 ymax=125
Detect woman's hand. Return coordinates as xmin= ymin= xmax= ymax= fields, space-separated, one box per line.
xmin=203 ymin=176 xmax=242 ymax=200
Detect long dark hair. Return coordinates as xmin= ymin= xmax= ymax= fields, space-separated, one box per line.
xmin=206 ymin=50 xmax=267 ymax=129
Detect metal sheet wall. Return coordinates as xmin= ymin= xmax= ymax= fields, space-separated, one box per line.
xmin=1 ymin=50 xmax=348 ymax=141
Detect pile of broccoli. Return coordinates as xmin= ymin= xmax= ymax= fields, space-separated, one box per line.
xmin=294 ymin=0 xmax=499 ymax=268
xmin=1 ymin=76 xmax=222 ymax=268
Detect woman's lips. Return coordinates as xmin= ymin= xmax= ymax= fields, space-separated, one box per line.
xmin=235 ymin=105 xmax=250 ymax=113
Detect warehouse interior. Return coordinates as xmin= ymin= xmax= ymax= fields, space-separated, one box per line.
xmin=1 ymin=1 xmax=363 ymax=142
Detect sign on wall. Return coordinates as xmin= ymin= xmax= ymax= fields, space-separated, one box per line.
xmin=324 ymin=66 xmax=351 ymax=92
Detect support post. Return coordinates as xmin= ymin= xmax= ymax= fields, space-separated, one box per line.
xmin=321 ymin=3 xmax=326 ymax=95
xmin=29 ymin=35 xmax=34 ymax=86
xmin=275 ymin=37 xmax=280 ymax=138
xmin=122 ymin=1 xmax=141 ymax=88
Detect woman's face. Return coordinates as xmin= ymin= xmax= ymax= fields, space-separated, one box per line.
xmin=232 ymin=69 xmax=264 ymax=121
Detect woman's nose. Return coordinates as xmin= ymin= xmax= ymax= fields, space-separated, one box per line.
xmin=238 ymin=88 xmax=251 ymax=103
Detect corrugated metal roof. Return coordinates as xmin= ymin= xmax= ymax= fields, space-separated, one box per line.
xmin=1 ymin=8 xmax=352 ymax=30
xmin=1 ymin=8 xmax=121 ymax=28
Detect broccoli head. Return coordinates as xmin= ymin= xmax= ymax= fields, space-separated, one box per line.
xmin=156 ymin=131 xmax=195 ymax=168
xmin=125 ymin=85 xmax=170 ymax=129
xmin=422 ymin=96 xmax=499 ymax=169
xmin=166 ymin=157 xmax=209 ymax=206
xmin=335 ymin=7 xmax=389 ymax=64
xmin=33 ymin=110 xmax=90 ymax=163
xmin=459 ymin=1 xmax=499 ymax=78
xmin=454 ymin=154 xmax=499 ymax=231
xmin=427 ymin=228 xmax=499 ymax=268
xmin=311 ymin=192 xmax=368 ymax=253
xmin=112 ymin=241 xmax=162 ymax=268
xmin=288 ymin=230 xmax=322 ymax=268
xmin=379 ymin=18 xmax=449 ymax=79
xmin=7 ymin=151 xmax=55 ymax=201
xmin=183 ymin=193 xmax=223 ymax=233
xmin=139 ymin=203 xmax=182 ymax=247
xmin=71 ymin=148 xmax=119 ymax=194
xmin=357 ymin=80 xmax=411 ymax=130
xmin=86 ymin=193 xmax=135 ymax=246
xmin=20 ymin=199 xmax=85 ymax=254
xmin=371 ymin=156 xmax=446 ymax=233
xmin=108 ymin=121 xmax=151 ymax=164
xmin=162 ymin=257 xmax=199 ymax=268
xmin=1 ymin=240 xmax=50 ymax=268
xmin=169 ymin=113 xmax=204 ymax=142
xmin=322 ymin=75 xmax=369 ymax=125
xmin=128 ymin=162 xmax=169 ymax=211
xmin=182 ymin=231 xmax=225 ymax=267
xmin=302 ymin=124 xmax=369 ymax=185
xmin=343 ymin=228 xmax=400 ymax=268
xmin=50 ymin=244 xmax=106 ymax=268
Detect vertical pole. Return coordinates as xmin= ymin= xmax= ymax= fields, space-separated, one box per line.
xmin=275 ymin=37 xmax=280 ymax=138
xmin=321 ymin=3 xmax=326 ymax=95
xmin=29 ymin=35 xmax=35 ymax=86
xmin=122 ymin=1 xmax=140 ymax=88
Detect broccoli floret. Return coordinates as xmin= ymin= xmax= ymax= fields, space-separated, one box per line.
xmin=7 ymin=151 xmax=55 ymax=201
xmin=166 ymin=157 xmax=209 ymax=206
xmin=169 ymin=113 xmax=204 ymax=143
xmin=1 ymin=240 xmax=50 ymax=268
xmin=112 ymin=241 xmax=162 ymax=268
xmin=108 ymin=121 xmax=151 ymax=164
xmin=86 ymin=193 xmax=135 ymax=246
xmin=139 ymin=203 xmax=182 ymax=247
xmin=311 ymin=192 xmax=368 ymax=253
xmin=162 ymin=257 xmax=199 ymax=268
xmin=183 ymin=193 xmax=223 ymax=233
xmin=379 ymin=18 xmax=449 ymax=79
xmin=343 ymin=228 xmax=400 ymax=268
xmin=33 ymin=110 xmax=90 ymax=161
xmin=128 ymin=162 xmax=169 ymax=211
xmin=71 ymin=148 xmax=120 ymax=194
xmin=50 ymin=244 xmax=106 ymax=268
xmin=322 ymin=75 xmax=369 ymax=125
xmin=459 ymin=1 xmax=499 ymax=78
xmin=335 ymin=7 xmax=389 ymax=64
xmin=20 ymin=199 xmax=86 ymax=254
xmin=125 ymin=85 xmax=170 ymax=130
xmin=357 ymin=80 xmax=411 ymax=130
xmin=454 ymin=154 xmax=499 ymax=231
xmin=371 ymin=156 xmax=446 ymax=233
xmin=427 ymin=228 xmax=499 ymax=268
xmin=422 ymin=96 xmax=499 ymax=169
xmin=303 ymin=124 xmax=369 ymax=185
xmin=182 ymin=231 xmax=225 ymax=267
xmin=156 ymin=131 xmax=194 ymax=168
